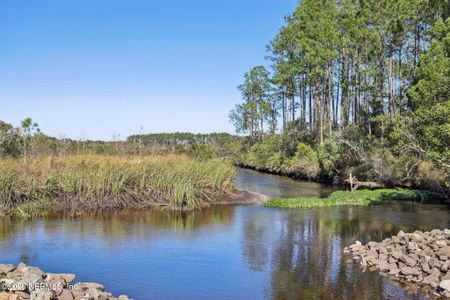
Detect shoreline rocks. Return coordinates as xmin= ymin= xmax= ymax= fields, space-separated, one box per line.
xmin=0 ymin=263 xmax=130 ymax=300
xmin=345 ymin=229 xmax=450 ymax=298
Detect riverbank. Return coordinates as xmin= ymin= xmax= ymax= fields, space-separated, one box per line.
xmin=0 ymin=262 xmax=129 ymax=299
xmin=0 ymin=155 xmax=235 ymax=217
xmin=345 ymin=229 xmax=450 ymax=298
xmin=261 ymin=189 xmax=441 ymax=209
xmin=234 ymin=132 xmax=449 ymax=197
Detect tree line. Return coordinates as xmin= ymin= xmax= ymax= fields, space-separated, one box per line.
xmin=230 ymin=0 xmax=449 ymax=144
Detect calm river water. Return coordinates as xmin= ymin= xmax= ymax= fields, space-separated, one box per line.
xmin=0 ymin=168 xmax=449 ymax=299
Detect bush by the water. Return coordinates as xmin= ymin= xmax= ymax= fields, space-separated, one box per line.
xmin=234 ymin=127 xmax=448 ymax=196
xmin=0 ymin=155 xmax=236 ymax=217
xmin=261 ymin=189 xmax=438 ymax=209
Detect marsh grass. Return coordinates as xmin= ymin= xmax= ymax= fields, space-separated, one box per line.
xmin=0 ymin=155 xmax=235 ymax=217
xmin=261 ymin=189 xmax=440 ymax=209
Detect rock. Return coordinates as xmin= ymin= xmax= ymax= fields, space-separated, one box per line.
xmin=407 ymin=242 xmax=418 ymax=251
xmin=21 ymin=266 xmax=44 ymax=277
xmin=423 ymin=274 xmax=440 ymax=288
xmin=388 ymin=257 xmax=398 ymax=264
xmin=400 ymin=267 xmax=420 ymax=276
xmin=13 ymin=291 xmax=30 ymax=299
xmin=55 ymin=289 xmax=74 ymax=300
xmin=430 ymin=229 xmax=442 ymax=236
xmin=441 ymin=271 xmax=450 ymax=281
xmin=63 ymin=274 xmax=76 ymax=285
xmin=0 ymin=263 xmax=129 ymax=300
xmin=436 ymin=240 xmax=447 ymax=247
xmin=0 ymin=279 xmax=26 ymax=292
xmin=73 ymin=282 xmax=104 ymax=292
xmin=85 ymin=288 xmax=101 ymax=299
xmin=410 ymin=232 xmax=425 ymax=243
xmin=439 ymin=279 xmax=450 ymax=292
xmin=428 ymin=257 xmax=441 ymax=269
xmin=378 ymin=253 xmax=388 ymax=262
xmin=438 ymin=246 xmax=450 ymax=257
xmin=15 ymin=263 xmax=26 ymax=272
xmin=441 ymin=260 xmax=450 ymax=272
xmin=400 ymin=255 xmax=417 ymax=267
xmin=0 ymin=292 xmax=18 ymax=300
xmin=69 ymin=290 xmax=85 ymax=300
xmin=389 ymin=267 xmax=400 ymax=275
xmin=378 ymin=261 xmax=391 ymax=271
xmin=421 ymin=261 xmax=431 ymax=273
xmin=30 ymin=290 xmax=53 ymax=300
xmin=118 ymin=296 xmax=129 ymax=300
xmin=431 ymin=267 xmax=442 ymax=279
xmin=391 ymin=250 xmax=403 ymax=260
xmin=20 ymin=273 xmax=44 ymax=290
xmin=0 ymin=265 xmax=16 ymax=275
xmin=367 ymin=241 xmax=378 ymax=249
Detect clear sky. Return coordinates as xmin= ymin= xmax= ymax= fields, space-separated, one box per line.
xmin=0 ymin=0 xmax=296 ymax=140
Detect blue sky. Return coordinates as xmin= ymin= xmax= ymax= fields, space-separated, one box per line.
xmin=0 ymin=0 xmax=296 ymax=140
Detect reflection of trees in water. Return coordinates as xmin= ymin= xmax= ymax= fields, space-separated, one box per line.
xmin=1 ymin=206 xmax=235 ymax=259
xmin=241 ymin=205 xmax=444 ymax=300
xmin=46 ymin=206 xmax=234 ymax=242
xmin=0 ymin=218 xmax=25 ymax=242
xmin=0 ymin=218 xmax=39 ymax=264
xmin=242 ymin=211 xmax=269 ymax=271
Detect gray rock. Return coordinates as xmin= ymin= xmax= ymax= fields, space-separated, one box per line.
xmin=428 ymin=257 xmax=441 ymax=269
xmin=438 ymin=246 xmax=450 ymax=257
xmin=14 ymin=291 xmax=31 ymax=299
xmin=431 ymin=267 xmax=442 ymax=279
xmin=421 ymin=260 xmax=431 ymax=273
xmin=441 ymin=260 xmax=450 ymax=272
xmin=400 ymin=255 xmax=417 ymax=267
xmin=400 ymin=267 xmax=420 ymax=276
xmin=439 ymin=279 xmax=450 ymax=292
xmin=443 ymin=271 xmax=450 ymax=281
xmin=73 ymin=282 xmax=105 ymax=292
xmin=423 ymin=274 xmax=440 ymax=288
xmin=0 ymin=264 xmax=16 ymax=275
xmin=30 ymin=290 xmax=53 ymax=300
xmin=56 ymin=289 xmax=74 ymax=300
xmin=436 ymin=240 xmax=447 ymax=246
xmin=0 ymin=278 xmax=26 ymax=291
xmin=391 ymin=250 xmax=403 ymax=260
xmin=16 ymin=263 xmax=26 ymax=272
xmin=407 ymin=242 xmax=418 ymax=251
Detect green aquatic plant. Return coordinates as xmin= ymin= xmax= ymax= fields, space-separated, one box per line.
xmin=261 ymin=189 xmax=440 ymax=209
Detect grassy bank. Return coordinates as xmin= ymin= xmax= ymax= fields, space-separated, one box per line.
xmin=0 ymin=155 xmax=236 ymax=217
xmin=261 ymin=189 xmax=439 ymax=209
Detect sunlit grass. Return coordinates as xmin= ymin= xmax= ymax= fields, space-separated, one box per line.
xmin=261 ymin=189 xmax=438 ymax=209
xmin=0 ymin=155 xmax=236 ymax=217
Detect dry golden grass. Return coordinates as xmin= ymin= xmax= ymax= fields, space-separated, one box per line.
xmin=0 ymin=155 xmax=236 ymax=217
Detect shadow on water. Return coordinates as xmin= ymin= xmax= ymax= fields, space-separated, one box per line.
xmin=0 ymin=170 xmax=449 ymax=300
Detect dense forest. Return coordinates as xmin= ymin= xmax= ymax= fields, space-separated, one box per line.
xmin=230 ymin=0 xmax=449 ymax=195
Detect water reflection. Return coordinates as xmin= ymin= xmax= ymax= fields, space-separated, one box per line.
xmin=241 ymin=204 xmax=450 ymax=300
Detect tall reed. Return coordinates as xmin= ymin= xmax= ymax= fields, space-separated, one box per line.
xmin=0 ymin=155 xmax=236 ymax=217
